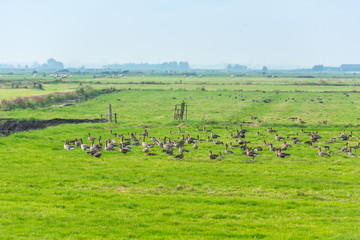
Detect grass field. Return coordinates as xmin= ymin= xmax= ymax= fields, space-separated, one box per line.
xmin=1 ymin=74 xmax=360 ymax=239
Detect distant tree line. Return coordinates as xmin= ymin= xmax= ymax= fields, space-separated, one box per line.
xmin=103 ymin=61 xmax=190 ymax=72
xmin=226 ymin=64 xmax=248 ymax=72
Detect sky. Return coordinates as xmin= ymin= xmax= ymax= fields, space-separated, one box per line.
xmin=0 ymin=0 xmax=359 ymax=69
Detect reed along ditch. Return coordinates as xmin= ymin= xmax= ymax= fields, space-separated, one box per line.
xmin=0 ymin=118 xmax=103 ymax=136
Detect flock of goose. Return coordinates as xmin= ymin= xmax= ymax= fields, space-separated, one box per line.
xmin=63 ymin=119 xmax=360 ymax=162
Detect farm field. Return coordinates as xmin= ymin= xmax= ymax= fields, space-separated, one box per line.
xmin=1 ymin=74 xmax=360 ymax=239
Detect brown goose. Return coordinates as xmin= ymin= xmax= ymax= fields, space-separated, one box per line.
xmin=347 ymin=148 xmax=356 ymax=157
xmin=88 ymin=133 xmax=96 ymax=142
xmin=281 ymin=141 xmax=292 ymax=150
xmin=209 ymin=150 xmax=219 ymax=159
xmin=245 ymin=147 xmax=260 ymax=162
xmin=79 ymin=138 xmax=90 ymax=151
xmin=275 ymin=149 xmax=290 ymax=158
xmin=229 ymin=142 xmax=240 ymax=148
xmin=162 ymin=148 xmax=173 ymax=155
xmin=218 ymin=152 xmax=225 ymax=159
xmin=145 ymin=151 xmax=157 ymax=156
xmin=275 ymin=134 xmax=285 ymax=141
xmin=174 ymin=152 xmax=184 ymax=159
xmin=225 ymin=144 xmax=233 ymax=154
xmin=318 ymin=147 xmax=330 ymax=157
xmin=192 ymin=143 xmax=198 ymax=150
xmin=267 ymin=127 xmax=276 ymax=133
xmin=64 ymin=140 xmax=76 ymax=150
xmin=211 ymin=131 xmax=220 ymax=139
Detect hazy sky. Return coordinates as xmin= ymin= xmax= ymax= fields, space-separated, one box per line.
xmin=1 ymin=0 xmax=359 ymax=68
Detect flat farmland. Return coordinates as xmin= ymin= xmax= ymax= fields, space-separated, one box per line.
xmin=1 ymin=74 xmax=360 ymax=239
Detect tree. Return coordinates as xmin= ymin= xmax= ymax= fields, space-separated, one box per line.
xmin=262 ymin=66 xmax=268 ymax=75
xmin=312 ymin=65 xmax=324 ymax=71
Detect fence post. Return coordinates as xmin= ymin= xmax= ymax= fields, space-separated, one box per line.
xmin=109 ymin=104 xmax=112 ymax=122
xmin=114 ymin=113 xmax=117 ymax=124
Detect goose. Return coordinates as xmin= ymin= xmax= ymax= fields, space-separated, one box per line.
xmin=105 ymin=140 xmax=115 ymax=151
xmin=145 ymin=151 xmax=157 ymax=156
xmin=299 ymin=118 xmax=306 ymax=124
xmin=218 ymin=152 xmax=225 ymax=159
xmin=257 ymin=132 xmax=263 ymax=136
xmin=88 ymin=133 xmax=96 ymax=142
xmin=79 ymin=138 xmax=90 ymax=151
xmin=86 ymin=147 xmax=102 ymax=158
xmin=142 ymin=147 xmax=149 ymax=153
xmin=269 ymin=144 xmax=278 ymax=152
xmin=64 ymin=140 xmax=76 ymax=150
xmin=263 ymin=140 xmax=271 ymax=147
xmin=310 ymin=142 xmax=319 ymax=149
xmin=179 ymin=146 xmax=189 ymax=153
xmin=318 ymin=147 xmax=330 ymax=157
xmin=351 ymin=143 xmax=360 ymax=149
xmin=347 ymin=149 xmax=356 ymax=157
xmin=292 ymin=139 xmax=301 ymax=144
xmin=267 ymin=127 xmax=276 ymax=133
xmin=213 ymin=140 xmax=223 ymax=145
xmin=174 ymin=152 xmax=184 ymax=159
xmin=192 ymin=143 xmax=198 ymax=150
xmin=229 ymin=142 xmax=240 ymax=148
xmin=162 ymin=148 xmax=173 ymax=155
xmin=196 ymin=135 xmax=205 ymax=141
xmin=340 ymin=142 xmax=349 ymax=152
xmin=230 ymin=133 xmax=239 ymax=138
xmin=275 ymin=149 xmax=290 ymax=158
xmin=245 ymin=147 xmax=260 ymax=162
xmin=275 ymin=134 xmax=285 ymax=141
xmin=330 ymin=137 xmax=336 ymax=142
xmin=211 ymin=131 xmax=220 ymax=139
xmin=281 ymin=141 xmax=292 ymax=150
xmin=225 ymin=144 xmax=233 ymax=154
xmin=141 ymin=136 xmax=155 ymax=148
xmin=324 ymin=146 xmax=330 ymax=151
xmin=74 ymin=138 xmax=81 ymax=147
xmin=253 ymin=146 xmax=263 ymax=151
xmin=119 ymin=147 xmax=132 ymax=154
xmin=209 ymin=150 xmax=219 ymax=159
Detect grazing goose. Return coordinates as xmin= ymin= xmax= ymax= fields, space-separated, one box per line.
xmin=229 ymin=142 xmax=240 ymax=148
xmin=162 ymin=148 xmax=173 ymax=155
xmin=145 ymin=151 xmax=157 ymax=156
xmin=340 ymin=142 xmax=349 ymax=152
xmin=64 ymin=140 xmax=76 ymax=150
xmin=225 ymin=144 xmax=233 ymax=154
xmin=253 ymin=146 xmax=263 ymax=151
xmin=209 ymin=150 xmax=219 ymax=159
xmin=174 ymin=152 xmax=184 ymax=159
xmin=318 ymin=147 xmax=330 ymax=157
xmin=86 ymin=148 xmax=102 ymax=158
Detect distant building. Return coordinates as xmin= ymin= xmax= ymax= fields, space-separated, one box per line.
xmin=340 ymin=64 xmax=360 ymax=71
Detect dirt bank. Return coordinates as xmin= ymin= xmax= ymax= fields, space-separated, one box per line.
xmin=0 ymin=118 xmax=104 ymax=135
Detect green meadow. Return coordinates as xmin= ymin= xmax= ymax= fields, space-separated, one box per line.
xmin=1 ymin=74 xmax=360 ymax=239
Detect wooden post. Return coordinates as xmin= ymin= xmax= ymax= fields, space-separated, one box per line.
xmin=185 ymin=105 xmax=187 ymax=120
xmin=174 ymin=105 xmax=177 ymax=120
xmin=109 ymin=104 xmax=112 ymax=122
xmin=114 ymin=113 xmax=117 ymax=124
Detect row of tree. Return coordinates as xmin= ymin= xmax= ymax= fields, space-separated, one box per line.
xmin=103 ymin=61 xmax=190 ymax=72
